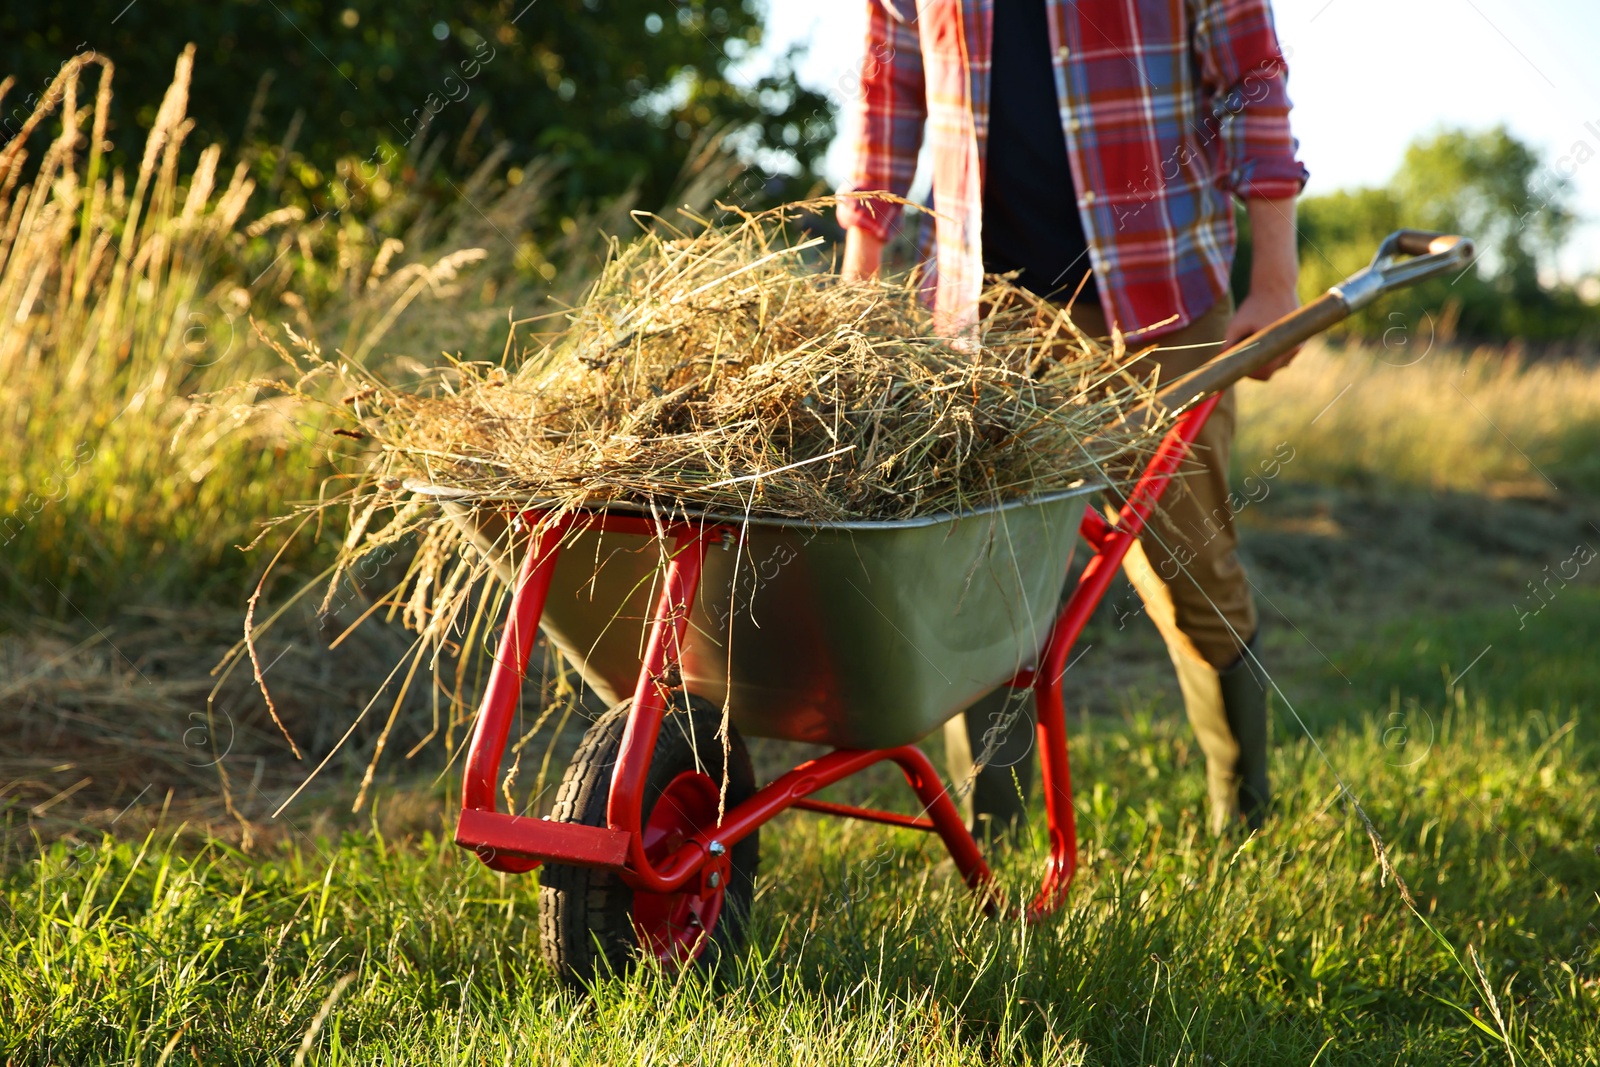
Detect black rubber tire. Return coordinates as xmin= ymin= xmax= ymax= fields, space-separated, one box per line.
xmin=538 ymin=692 xmax=759 ymax=987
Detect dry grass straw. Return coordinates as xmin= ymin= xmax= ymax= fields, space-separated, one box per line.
xmin=0 ymin=608 xmax=436 ymax=836
xmin=290 ymin=200 xmax=1166 ymax=524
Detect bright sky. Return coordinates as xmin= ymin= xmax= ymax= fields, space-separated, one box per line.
xmin=756 ymin=0 xmax=1600 ymax=276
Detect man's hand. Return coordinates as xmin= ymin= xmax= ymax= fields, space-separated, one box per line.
xmin=1228 ymin=284 xmax=1301 ymax=380
xmin=1227 ymin=197 xmax=1301 ymax=381
xmin=841 ymin=227 xmax=885 ymax=282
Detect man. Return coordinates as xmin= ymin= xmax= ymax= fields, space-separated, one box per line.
xmin=838 ymin=0 xmax=1308 ymax=835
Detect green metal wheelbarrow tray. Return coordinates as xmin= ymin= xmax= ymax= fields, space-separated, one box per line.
xmin=419 ymin=231 xmax=1473 ymax=986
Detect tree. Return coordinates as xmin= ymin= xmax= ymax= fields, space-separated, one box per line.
xmin=0 ymin=1 xmax=833 ymax=214
xmin=1292 ymin=186 xmax=1403 ymax=302
xmin=1392 ymin=125 xmax=1574 ymax=296
xmin=1292 ymin=126 xmax=1594 ymax=342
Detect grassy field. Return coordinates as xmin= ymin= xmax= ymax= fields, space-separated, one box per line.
xmin=4 ymin=604 xmax=1596 ymax=1064
xmin=3 ymin=55 xmax=1599 ymax=1067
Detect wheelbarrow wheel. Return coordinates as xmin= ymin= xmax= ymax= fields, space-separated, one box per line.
xmin=539 ymin=692 xmax=759 ymax=987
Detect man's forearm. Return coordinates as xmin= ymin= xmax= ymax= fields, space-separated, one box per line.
xmin=841 ymin=227 xmax=885 ymax=281
xmin=1229 ymin=197 xmax=1302 ymax=377
xmin=1245 ymin=197 xmax=1299 ymax=297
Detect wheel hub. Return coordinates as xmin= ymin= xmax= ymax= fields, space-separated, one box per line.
xmin=632 ymin=770 xmax=729 ymax=965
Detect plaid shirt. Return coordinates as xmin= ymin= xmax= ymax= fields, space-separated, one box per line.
xmin=838 ymin=0 xmax=1308 ymax=338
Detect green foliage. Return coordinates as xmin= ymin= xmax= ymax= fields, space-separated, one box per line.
xmin=1293 ymin=126 xmax=1598 ymax=341
xmin=0 ymin=1 xmax=832 ymax=215
xmin=1393 ymin=126 xmax=1574 ymax=290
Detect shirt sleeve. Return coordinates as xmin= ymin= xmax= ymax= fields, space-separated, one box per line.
xmin=1191 ymin=0 xmax=1309 ymax=201
xmin=836 ymin=0 xmax=927 ymax=239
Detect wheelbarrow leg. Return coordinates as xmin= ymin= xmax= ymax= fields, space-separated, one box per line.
xmin=885 ymin=746 xmax=993 ymax=892
xmin=459 ymin=513 xmax=573 ymax=872
xmin=1022 ymin=396 xmax=1224 ymax=919
xmin=607 ymin=526 xmax=720 ymax=879
xmin=1030 ymin=676 xmax=1079 ymax=919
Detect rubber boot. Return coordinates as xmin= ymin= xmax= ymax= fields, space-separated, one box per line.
xmin=1171 ymin=631 xmax=1271 ymax=833
xmin=1219 ymin=635 xmax=1272 ymax=829
xmin=944 ymin=686 xmax=1036 ymax=844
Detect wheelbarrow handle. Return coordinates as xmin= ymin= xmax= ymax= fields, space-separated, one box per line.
xmin=1151 ymin=229 xmax=1475 ymax=412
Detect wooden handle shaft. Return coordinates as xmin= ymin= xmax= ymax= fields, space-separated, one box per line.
xmin=1152 ymin=291 xmax=1349 ymax=412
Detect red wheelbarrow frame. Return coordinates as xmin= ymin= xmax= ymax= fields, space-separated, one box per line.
xmin=450 ymin=228 xmax=1473 ymax=922
xmin=452 ymin=395 xmax=1220 ymax=921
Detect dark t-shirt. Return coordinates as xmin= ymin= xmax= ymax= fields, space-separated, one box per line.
xmin=981 ymin=0 xmax=1098 ymax=307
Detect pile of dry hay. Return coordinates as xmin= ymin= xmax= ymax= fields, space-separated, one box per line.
xmin=323 ymin=204 xmax=1166 ymax=524
xmin=234 ymin=203 xmax=1175 ymax=799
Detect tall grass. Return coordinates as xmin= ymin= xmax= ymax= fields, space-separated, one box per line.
xmin=0 ymin=50 xmax=590 ymax=619
xmin=0 ymin=49 xmax=274 ymax=612
xmin=1236 ymin=340 xmax=1600 ymax=495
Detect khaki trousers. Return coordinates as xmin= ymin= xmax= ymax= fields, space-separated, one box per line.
xmin=1085 ymin=295 xmax=1258 ymax=671
xmin=946 ymin=295 xmax=1260 ymax=829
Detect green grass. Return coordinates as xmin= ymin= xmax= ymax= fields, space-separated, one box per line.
xmin=4 ymin=635 xmax=1595 ymax=1064
xmin=1332 ymin=586 xmax=1600 ymax=716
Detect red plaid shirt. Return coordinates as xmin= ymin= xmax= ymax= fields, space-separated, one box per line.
xmin=838 ymin=0 xmax=1308 ymax=338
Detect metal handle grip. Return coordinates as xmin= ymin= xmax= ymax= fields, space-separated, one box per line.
xmin=1152 ymin=229 xmax=1475 ymax=411
xmin=1392 ymin=230 xmax=1471 ymax=258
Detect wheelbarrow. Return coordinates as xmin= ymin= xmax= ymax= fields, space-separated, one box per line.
xmin=422 ymin=230 xmax=1473 ymax=986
